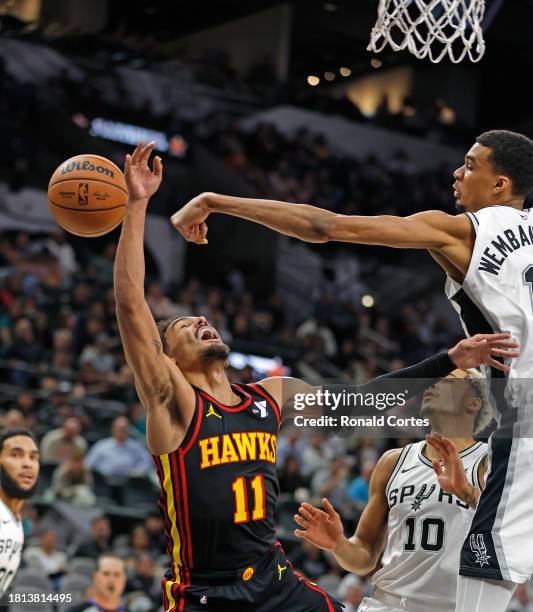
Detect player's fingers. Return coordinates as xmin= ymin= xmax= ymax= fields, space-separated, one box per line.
xmin=301 ymin=502 xmax=318 ymax=515
xmin=474 ymin=332 xmax=511 ymax=342
xmin=488 ymin=358 xmax=510 ymax=372
xmin=298 ymin=507 xmax=315 ymax=521
xmin=294 ymin=514 xmax=308 ymax=527
xmin=432 ymin=458 xmax=444 ymax=473
xmin=487 ymin=339 xmax=519 ymax=349
xmin=153 ymin=156 xmax=163 ymax=178
xmin=322 ymin=498 xmax=338 ymax=518
xmin=131 ymin=141 xmax=144 ymax=163
xmin=294 ymin=529 xmax=308 ymax=539
xmin=490 ymin=348 xmax=519 ymax=358
xmin=140 ymin=141 xmax=156 ymax=164
xmin=125 ymin=154 xmax=131 ymax=174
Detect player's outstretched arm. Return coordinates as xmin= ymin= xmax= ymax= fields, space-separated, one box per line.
xmin=170 ymin=192 xmax=471 ymax=250
xmin=294 ymin=449 xmax=399 ymax=575
xmin=115 ymin=141 xmax=195 ymax=455
xmin=426 ymin=433 xmax=485 ymax=508
xmin=256 ymin=333 xmax=518 ymax=418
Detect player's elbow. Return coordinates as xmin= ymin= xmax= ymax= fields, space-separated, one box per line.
xmin=311 ymin=215 xmax=341 ymax=243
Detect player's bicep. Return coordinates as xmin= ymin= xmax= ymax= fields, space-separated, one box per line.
xmin=116 ymin=301 xmax=172 ymax=391
xmin=328 ymin=210 xmax=468 ymax=249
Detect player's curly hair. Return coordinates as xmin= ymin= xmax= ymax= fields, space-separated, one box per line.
xmin=463 ymin=368 xmax=493 ymax=435
xmin=156 ymin=317 xmax=175 ymax=354
xmin=476 ymin=130 xmax=533 ymax=197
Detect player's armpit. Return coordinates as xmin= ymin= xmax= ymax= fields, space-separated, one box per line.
xmin=324 ymin=210 xmax=471 ymax=250
xmin=337 ymin=449 xmax=400 ymax=575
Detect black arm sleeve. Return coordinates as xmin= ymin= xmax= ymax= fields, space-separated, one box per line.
xmin=323 ymin=351 xmax=456 ymax=417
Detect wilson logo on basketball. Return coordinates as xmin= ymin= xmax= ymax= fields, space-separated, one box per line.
xmin=61 ymin=160 xmax=114 ymax=178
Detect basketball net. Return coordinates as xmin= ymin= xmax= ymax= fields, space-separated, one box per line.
xmin=368 ymin=0 xmax=486 ymax=63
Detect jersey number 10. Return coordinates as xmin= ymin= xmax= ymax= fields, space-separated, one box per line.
xmin=404 ymin=516 xmax=445 ymax=552
xmin=232 ymin=475 xmax=266 ymax=524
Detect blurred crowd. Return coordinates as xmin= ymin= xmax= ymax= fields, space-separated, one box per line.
xmin=200 ymin=117 xmax=455 ymax=219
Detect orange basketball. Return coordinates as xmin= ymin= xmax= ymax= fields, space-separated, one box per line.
xmin=48 ymin=154 xmax=128 ymax=237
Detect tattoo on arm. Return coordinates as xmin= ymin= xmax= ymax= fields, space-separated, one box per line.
xmin=152 ymin=339 xmax=163 ymax=354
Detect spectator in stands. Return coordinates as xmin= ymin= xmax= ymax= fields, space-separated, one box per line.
xmin=338 ymin=575 xmax=365 ymax=612
xmin=291 ymin=540 xmax=331 ymax=581
xmin=146 ymin=281 xmax=178 ymax=319
xmin=66 ymin=554 xmax=127 ymax=612
xmin=23 ymin=528 xmax=67 ymax=582
xmin=85 ymin=416 xmax=153 ymax=479
xmin=1 ymin=408 xmax=29 ymax=430
xmin=278 ymin=455 xmax=307 ymax=494
xmin=114 ymin=525 xmax=151 ymax=569
xmin=51 ymin=448 xmax=95 ymax=507
xmin=125 ymin=553 xmax=160 ymax=606
xmin=311 ymin=456 xmax=353 ymax=517
xmin=79 ymin=333 xmax=115 ymax=374
xmin=40 ymin=416 xmax=87 ymax=463
xmin=144 ymin=510 xmax=167 ymax=556
xmin=347 ymin=460 xmax=375 ymax=509
xmin=73 ymin=516 xmax=112 ymax=559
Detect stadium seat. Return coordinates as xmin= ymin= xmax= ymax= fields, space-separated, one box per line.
xmin=12 ymin=569 xmax=53 ymax=592
xmin=7 ymin=587 xmax=54 ymax=612
xmin=57 ymin=592 xmax=84 ymax=612
xmin=60 ymin=573 xmax=91 ymax=595
xmin=120 ymin=475 xmax=159 ymax=508
xmin=68 ymin=556 xmax=96 ymax=576
xmin=90 ymin=469 xmax=114 ymax=501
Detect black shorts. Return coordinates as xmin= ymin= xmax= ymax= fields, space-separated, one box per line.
xmin=161 ymin=542 xmax=344 ymax=611
xmin=459 ymin=422 xmax=532 ymax=582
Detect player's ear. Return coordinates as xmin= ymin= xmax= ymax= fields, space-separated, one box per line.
xmin=466 ymin=395 xmax=482 ymax=418
xmin=493 ymin=175 xmax=510 ymax=195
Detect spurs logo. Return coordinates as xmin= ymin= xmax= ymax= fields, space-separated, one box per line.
xmin=410 ymin=484 xmax=436 ymax=511
xmin=470 ymin=533 xmax=491 ymax=567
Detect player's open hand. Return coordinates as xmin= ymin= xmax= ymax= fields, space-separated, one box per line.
xmin=426 ymin=433 xmax=469 ymax=497
xmin=294 ymin=499 xmax=344 ymax=551
xmin=448 ymin=333 xmax=519 ymax=372
xmin=124 ymin=141 xmax=163 ymax=201
xmin=170 ymin=193 xmax=211 ymax=245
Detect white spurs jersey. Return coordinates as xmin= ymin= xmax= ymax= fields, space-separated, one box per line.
xmin=446 ymin=206 xmax=533 ymax=421
xmin=371 ymin=441 xmax=487 ymax=611
xmin=0 ymin=497 xmax=23 ymax=595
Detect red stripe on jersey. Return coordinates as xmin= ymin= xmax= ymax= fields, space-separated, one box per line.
xmin=247 ymin=383 xmax=281 ymax=429
xmin=293 ymin=570 xmax=335 ymax=612
xmin=170 ymin=453 xmax=189 ymax=578
xmin=179 ymin=450 xmax=194 ymax=568
xmin=182 ymin=395 xmax=205 ymax=456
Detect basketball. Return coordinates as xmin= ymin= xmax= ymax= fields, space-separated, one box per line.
xmin=48 ymin=154 xmax=128 ymax=237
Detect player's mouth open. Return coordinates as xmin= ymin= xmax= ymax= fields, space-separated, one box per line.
xmin=197 ymin=326 xmax=220 ymax=342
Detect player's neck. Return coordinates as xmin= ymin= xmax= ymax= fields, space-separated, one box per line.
xmin=424 ymin=435 xmax=476 ymax=462
xmin=186 ymin=365 xmax=238 ymax=405
xmin=476 ymin=196 xmax=524 ymax=211
xmin=0 ymin=490 xmax=23 ymax=520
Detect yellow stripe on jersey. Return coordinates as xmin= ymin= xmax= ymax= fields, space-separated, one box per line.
xmin=160 ymin=453 xmax=181 ymax=609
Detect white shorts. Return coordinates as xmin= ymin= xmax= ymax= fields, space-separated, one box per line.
xmin=357 ymin=596 xmax=404 ymax=612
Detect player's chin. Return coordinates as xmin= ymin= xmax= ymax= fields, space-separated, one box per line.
xmin=199 ymin=340 xmax=230 ymax=361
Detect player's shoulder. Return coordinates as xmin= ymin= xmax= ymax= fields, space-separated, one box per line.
xmin=373 ymin=447 xmax=405 ymax=483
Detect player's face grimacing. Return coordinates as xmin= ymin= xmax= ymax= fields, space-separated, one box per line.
xmin=420 ymin=369 xmax=481 ymax=423
xmin=165 ymin=316 xmax=230 ymax=369
xmin=0 ymin=436 xmax=40 ymax=500
xmin=453 ymin=142 xmax=506 ymax=213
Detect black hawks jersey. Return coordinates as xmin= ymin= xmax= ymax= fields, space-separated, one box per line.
xmin=152 ymin=383 xmax=281 ymax=601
